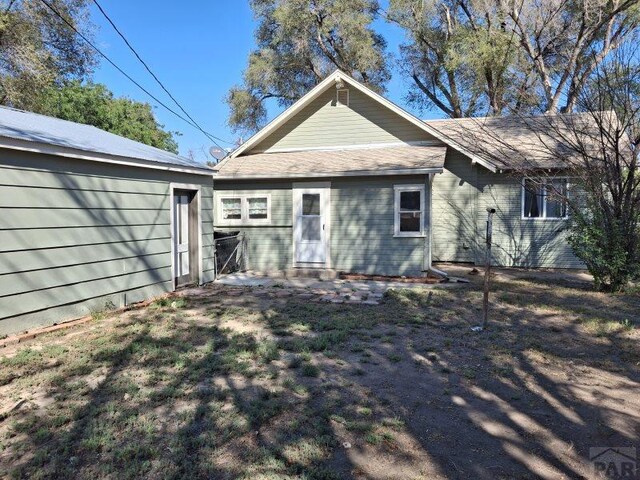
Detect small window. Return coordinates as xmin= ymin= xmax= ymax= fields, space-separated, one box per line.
xmin=221 ymin=197 xmax=242 ymax=220
xmin=219 ymin=195 xmax=271 ymax=224
xmin=248 ymin=197 xmax=268 ymax=219
xmin=394 ymin=185 xmax=425 ymax=237
xmin=522 ymin=178 xmax=568 ymax=219
xmin=336 ymin=88 xmax=349 ymax=107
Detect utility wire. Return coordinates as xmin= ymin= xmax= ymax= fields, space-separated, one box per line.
xmin=39 ymin=0 xmax=229 ymax=152
xmin=92 ymin=0 xmax=233 ymax=147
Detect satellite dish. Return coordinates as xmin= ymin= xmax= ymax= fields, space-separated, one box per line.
xmin=209 ymin=146 xmax=221 ymax=157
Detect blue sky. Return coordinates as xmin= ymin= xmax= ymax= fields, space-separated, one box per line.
xmin=90 ymin=1 xmax=440 ymax=162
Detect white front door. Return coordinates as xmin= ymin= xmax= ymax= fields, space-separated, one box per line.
xmin=173 ymin=193 xmax=190 ymax=284
xmin=293 ymin=185 xmax=330 ymax=265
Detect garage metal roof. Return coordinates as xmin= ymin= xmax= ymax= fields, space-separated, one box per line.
xmin=0 ymin=106 xmax=212 ymax=173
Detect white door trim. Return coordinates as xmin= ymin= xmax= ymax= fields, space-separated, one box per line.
xmin=169 ymin=183 xmax=203 ymax=290
xmin=292 ymin=182 xmax=331 ymax=268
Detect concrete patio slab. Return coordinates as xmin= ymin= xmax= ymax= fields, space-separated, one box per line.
xmin=213 ymin=271 xmax=463 ymax=305
xmin=214 ymin=273 xmax=276 ymax=287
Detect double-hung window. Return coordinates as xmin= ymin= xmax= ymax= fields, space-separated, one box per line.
xmin=522 ymin=178 xmax=568 ymax=219
xmin=219 ymin=194 xmax=271 ymax=225
xmin=394 ymin=185 xmax=425 ymax=237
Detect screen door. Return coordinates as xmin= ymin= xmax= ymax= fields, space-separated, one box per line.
xmin=293 ymin=186 xmax=329 ymax=265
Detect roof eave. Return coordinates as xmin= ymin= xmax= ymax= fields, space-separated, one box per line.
xmin=0 ymin=136 xmax=214 ymax=176
xmin=228 ymin=71 xmax=345 ymax=159
xmin=213 ymin=167 xmax=444 ymax=181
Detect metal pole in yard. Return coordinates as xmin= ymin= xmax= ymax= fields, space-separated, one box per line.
xmin=241 ymin=233 xmax=247 ymax=272
xmin=213 ymin=239 xmax=218 ymax=281
xmin=482 ymin=208 xmax=496 ymax=330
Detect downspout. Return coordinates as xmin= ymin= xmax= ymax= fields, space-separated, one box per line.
xmin=425 ymin=172 xmax=449 ymax=279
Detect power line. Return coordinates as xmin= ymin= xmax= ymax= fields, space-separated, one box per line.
xmin=38 ymin=0 xmax=230 ymax=152
xmin=92 ymin=0 xmax=233 ymax=147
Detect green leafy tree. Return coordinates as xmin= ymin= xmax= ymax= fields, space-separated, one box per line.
xmin=387 ymin=0 xmax=640 ymax=117
xmin=39 ymin=81 xmax=179 ymax=153
xmin=564 ymin=47 xmax=640 ymax=291
xmin=387 ymin=0 xmax=531 ymax=117
xmin=0 ymin=0 xmax=96 ymax=110
xmin=464 ymin=45 xmax=640 ymax=291
xmin=227 ymin=0 xmax=390 ymax=134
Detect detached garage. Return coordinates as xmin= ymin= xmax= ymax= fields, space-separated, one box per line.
xmin=0 ymin=107 xmax=215 ymax=336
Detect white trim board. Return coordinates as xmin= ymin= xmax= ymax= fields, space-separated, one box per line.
xmin=215 ymin=167 xmax=444 ymax=181
xmin=226 ymin=69 xmax=498 ymax=173
xmin=169 ymin=183 xmax=203 ymax=291
xmin=0 ymin=136 xmax=214 ymax=176
xmin=252 ymin=140 xmax=442 ymax=154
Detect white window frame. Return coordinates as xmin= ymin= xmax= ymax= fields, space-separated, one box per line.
xmin=217 ymin=193 xmax=272 ymax=225
xmin=394 ymin=184 xmax=426 ymax=237
xmin=521 ymin=178 xmax=569 ymax=221
xmin=336 ymin=88 xmax=349 ymax=107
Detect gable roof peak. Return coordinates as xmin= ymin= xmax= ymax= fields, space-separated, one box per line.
xmin=226 ymin=70 xmax=502 ymax=169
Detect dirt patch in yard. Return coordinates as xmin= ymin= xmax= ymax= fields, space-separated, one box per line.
xmin=0 ymin=270 xmax=639 ymax=479
xmin=338 ymin=273 xmax=443 ymax=284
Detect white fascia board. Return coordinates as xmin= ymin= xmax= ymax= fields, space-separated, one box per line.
xmin=213 ymin=167 xmax=444 ymax=180
xmin=0 ymin=136 xmax=214 ymax=176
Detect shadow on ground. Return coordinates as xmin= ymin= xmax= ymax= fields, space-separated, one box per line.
xmin=1 ymin=272 xmax=639 ymax=479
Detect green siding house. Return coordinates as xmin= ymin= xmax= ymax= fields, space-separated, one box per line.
xmin=213 ymin=70 xmax=582 ymax=276
xmin=0 ymin=70 xmax=584 ymax=336
xmin=0 ymin=107 xmax=214 ymax=335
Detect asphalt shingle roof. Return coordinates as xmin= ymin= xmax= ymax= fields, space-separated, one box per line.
xmin=0 ymin=106 xmax=210 ymax=171
xmin=423 ymin=112 xmax=602 ymax=170
xmin=214 ymin=145 xmax=447 ymax=178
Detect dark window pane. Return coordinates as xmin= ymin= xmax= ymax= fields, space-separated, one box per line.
xmin=400 ymin=212 xmax=421 ymax=232
xmin=302 ymin=194 xmax=320 ymax=215
xmin=546 ymin=198 xmax=564 ymax=218
xmin=523 ymin=181 xmax=542 ymax=217
xmin=400 ymin=191 xmax=421 ymax=210
xmin=545 ymin=179 xmax=567 ymax=218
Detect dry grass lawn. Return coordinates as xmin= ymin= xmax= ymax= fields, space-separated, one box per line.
xmin=0 ymin=268 xmax=638 ymax=479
